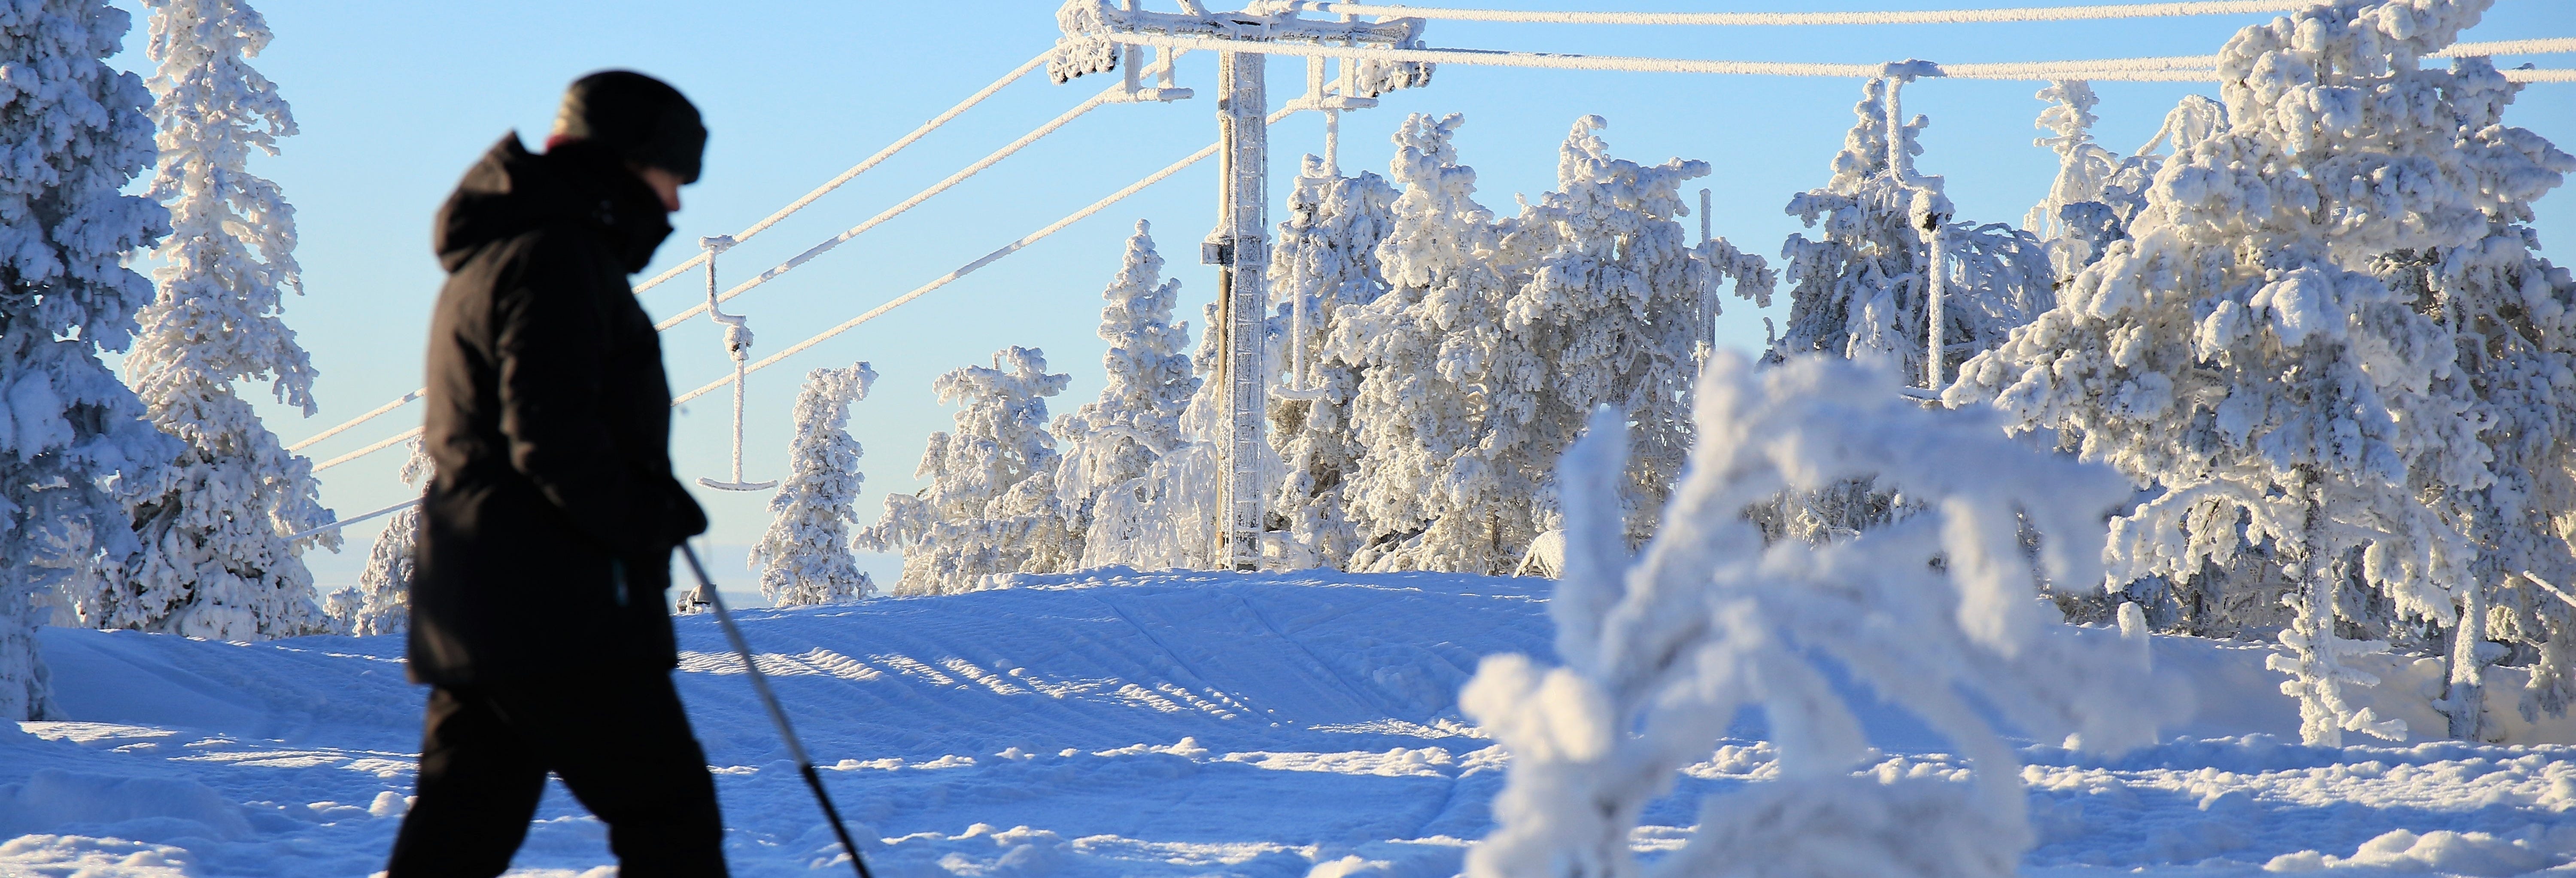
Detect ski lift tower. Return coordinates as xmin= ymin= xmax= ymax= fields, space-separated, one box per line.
xmin=1050 ymin=2 xmax=1431 ymax=570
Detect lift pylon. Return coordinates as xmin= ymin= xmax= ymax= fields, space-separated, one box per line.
xmin=1050 ymin=1 xmax=1431 ymax=570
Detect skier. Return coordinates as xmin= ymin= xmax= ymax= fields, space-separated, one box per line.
xmin=389 ymin=71 xmax=727 ymax=876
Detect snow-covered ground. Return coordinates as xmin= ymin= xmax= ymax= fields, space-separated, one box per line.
xmin=4 ymin=569 xmax=2573 ymax=877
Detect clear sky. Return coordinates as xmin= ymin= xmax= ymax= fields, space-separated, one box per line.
xmin=101 ymin=0 xmax=2575 ymax=598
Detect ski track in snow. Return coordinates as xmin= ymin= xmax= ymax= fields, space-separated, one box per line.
xmin=3 ymin=569 xmax=2573 ymax=876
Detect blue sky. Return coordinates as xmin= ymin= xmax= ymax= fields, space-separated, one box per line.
xmin=102 ymin=0 xmax=2575 ymax=596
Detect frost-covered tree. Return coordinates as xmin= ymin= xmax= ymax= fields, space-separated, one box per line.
xmin=750 ymin=363 xmax=878 ymax=607
xmin=1055 ymin=221 xmax=1198 ymax=559
xmin=1265 ymin=160 xmax=1396 ymax=568
xmin=1463 ymin=354 xmax=2179 ymax=878
xmin=92 ymin=0 xmax=334 ymax=641
xmin=1496 ymin=115 xmax=1767 ymax=546
xmin=324 ymin=440 xmax=429 ymax=636
xmin=1948 ymin=0 xmax=2552 ymax=746
xmin=1774 ymin=72 xmax=2050 ymax=389
xmin=2030 ymin=86 xmax=2230 ymax=280
xmin=2367 ymin=60 xmax=2576 ymax=736
xmin=1334 ymin=113 xmax=1538 ymax=574
xmin=858 ymin=347 xmax=1074 ymax=595
xmin=1079 ymin=305 xmax=1249 ymax=571
xmin=2385 ymin=240 xmax=2576 ymax=740
xmin=2025 ymin=80 xmax=2122 ymax=280
xmin=0 ymin=0 xmax=173 ymax=720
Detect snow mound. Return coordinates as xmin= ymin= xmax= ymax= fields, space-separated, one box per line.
xmin=0 ymin=835 xmax=194 ymax=877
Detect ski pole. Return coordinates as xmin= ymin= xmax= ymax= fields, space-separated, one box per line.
xmin=679 ymin=543 xmax=875 ymax=878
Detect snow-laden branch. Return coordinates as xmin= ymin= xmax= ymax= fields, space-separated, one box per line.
xmin=1463 ymin=353 xmax=2183 ymax=878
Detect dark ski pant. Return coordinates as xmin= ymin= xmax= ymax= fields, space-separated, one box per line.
xmin=386 ymin=670 xmax=728 ymax=877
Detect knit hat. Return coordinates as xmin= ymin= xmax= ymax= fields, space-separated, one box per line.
xmin=549 ymin=70 xmax=707 ymax=184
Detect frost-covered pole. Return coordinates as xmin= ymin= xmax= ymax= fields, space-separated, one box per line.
xmin=1924 ymin=207 xmax=1946 ymax=389
xmin=1880 ymin=61 xmax=1950 ymax=390
xmin=1208 ymin=48 xmax=1270 ymax=571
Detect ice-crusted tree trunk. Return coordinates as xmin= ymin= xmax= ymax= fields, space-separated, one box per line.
xmin=1266 ymin=160 xmax=1396 ymax=569
xmin=857 ymin=346 xmax=1074 ymax=595
xmin=1949 ymin=0 xmax=2550 ymax=746
xmin=751 ymin=363 xmax=879 ymax=607
xmin=1497 ymin=115 xmax=1770 ymax=548
xmin=1462 ymin=353 xmax=2181 ymax=878
xmin=324 ymin=440 xmax=429 ymax=636
xmin=1056 ymin=221 xmax=1199 ymax=566
xmin=97 ymin=0 xmax=335 ymax=641
xmin=1334 ymin=113 xmax=1539 ymax=574
xmin=0 ymin=0 xmax=173 ymax=720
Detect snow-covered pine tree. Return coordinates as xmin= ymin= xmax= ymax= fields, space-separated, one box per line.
xmin=0 ymin=0 xmax=174 ymax=720
xmin=93 ymin=0 xmax=334 ymax=641
xmin=750 ymin=363 xmax=879 ymax=607
xmin=1948 ymin=0 xmax=2548 ymax=745
xmin=1495 ymin=115 xmax=1768 ymax=547
xmin=324 ymin=439 xmax=430 ymax=636
xmin=1333 ymin=113 xmax=1539 ymax=574
xmin=1054 ymin=221 xmax=1198 ymax=562
xmin=857 ymin=346 xmax=1074 ymax=595
xmin=1774 ymin=71 xmax=2050 ymax=388
xmin=1463 ymin=355 xmax=2179 ymax=878
xmin=1265 ymin=158 xmax=1397 ymax=568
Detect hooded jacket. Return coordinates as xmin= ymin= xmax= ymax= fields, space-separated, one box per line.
xmin=410 ymin=134 xmax=708 ymax=685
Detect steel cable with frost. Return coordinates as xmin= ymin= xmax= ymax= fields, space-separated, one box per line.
xmin=295 ymin=33 xmax=2576 ymax=473
xmin=288 ymin=49 xmax=1052 ymax=456
xmin=307 ymin=110 xmax=1282 ymax=519
xmin=1099 ymin=32 xmax=2576 ymax=82
xmin=1257 ymin=0 xmax=2324 ymax=25
xmin=675 ymin=105 xmax=1302 ymax=407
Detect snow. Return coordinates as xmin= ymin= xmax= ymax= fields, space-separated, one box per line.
xmin=4 ymin=565 xmax=2573 ymax=876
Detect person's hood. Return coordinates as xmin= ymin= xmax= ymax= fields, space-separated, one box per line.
xmin=433 ymin=133 xmax=674 ymax=275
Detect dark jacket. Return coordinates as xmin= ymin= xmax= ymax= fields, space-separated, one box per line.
xmin=410 ymin=134 xmax=708 ymax=685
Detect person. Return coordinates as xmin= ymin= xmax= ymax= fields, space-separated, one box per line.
xmin=390 ymin=70 xmax=725 ymax=877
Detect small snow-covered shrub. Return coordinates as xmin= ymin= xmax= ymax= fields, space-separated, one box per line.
xmin=752 ymin=363 xmax=878 ymax=607
xmin=1462 ymin=353 xmax=2182 ymax=878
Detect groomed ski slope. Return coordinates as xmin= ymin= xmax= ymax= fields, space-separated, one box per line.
xmin=3 ymin=568 xmax=2574 ymax=877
